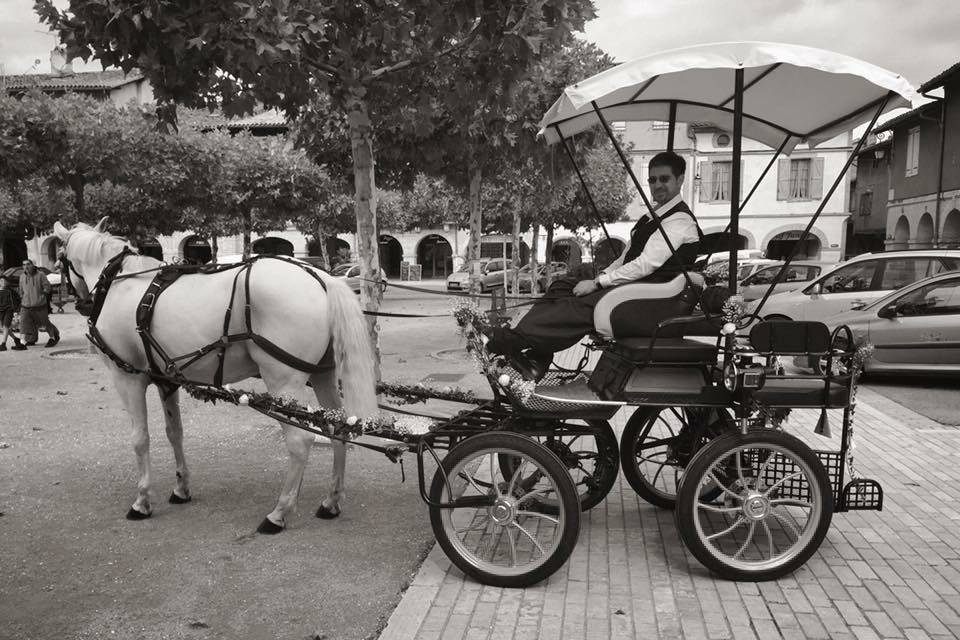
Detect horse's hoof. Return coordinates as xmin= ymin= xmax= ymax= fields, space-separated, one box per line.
xmin=315 ymin=503 xmax=341 ymax=520
xmin=169 ymin=492 xmax=192 ymax=504
xmin=125 ymin=507 xmax=151 ymax=521
xmin=256 ymin=517 xmax=284 ymax=535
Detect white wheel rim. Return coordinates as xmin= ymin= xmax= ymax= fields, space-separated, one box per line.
xmin=691 ymin=442 xmax=823 ymax=573
xmin=441 ymin=447 xmax=566 ymax=577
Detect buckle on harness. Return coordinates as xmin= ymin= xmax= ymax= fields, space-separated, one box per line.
xmin=140 ymin=293 xmax=156 ymax=308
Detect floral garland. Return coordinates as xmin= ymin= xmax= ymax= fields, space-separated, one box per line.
xmin=721 ymin=294 xmax=747 ymax=326
xmin=376 ymin=381 xmax=477 ymax=405
xmin=452 ymin=298 xmax=536 ymax=403
xmin=843 ymin=343 xmax=874 ymax=480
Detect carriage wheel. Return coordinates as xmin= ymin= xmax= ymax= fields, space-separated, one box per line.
xmin=497 ymin=419 xmax=619 ymax=513
xmin=429 ymin=432 xmax=580 ymax=588
xmin=620 ymin=407 xmax=731 ymax=509
xmin=675 ymin=430 xmax=833 ymax=581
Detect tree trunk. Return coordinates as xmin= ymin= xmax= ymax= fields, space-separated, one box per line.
xmin=69 ymin=175 xmax=84 ymax=222
xmin=529 ymin=222 xmax=540 ymax=295
xmin=317 ymin=222 xmax=331 ymax=271
xmin=467 ymin=164 xmax=483 ymax=293
xmin=242 ymin=210 xmax=252 ymax=259
xmin=210 ymin=233 xmax=219 ymax=263
xmin=511 ymin=208 xmax=521 ymax=296
xmin=544 ymin=224 xmax=555 ymax=289
xmin=345 ymin=89 xmax=382 ymax=377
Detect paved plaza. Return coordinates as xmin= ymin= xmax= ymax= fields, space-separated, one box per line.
xmin=382 ymin=387 xmax=960 ymax=640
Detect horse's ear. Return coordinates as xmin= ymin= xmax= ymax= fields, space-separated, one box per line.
xmin=53 ymin=221 xmax=70 ymax=241
xmin=93 ymin=216 xmax=110 ymax=232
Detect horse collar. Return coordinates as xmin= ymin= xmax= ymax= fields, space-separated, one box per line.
xmin=86 ymin=247 xmax=135 ymax=326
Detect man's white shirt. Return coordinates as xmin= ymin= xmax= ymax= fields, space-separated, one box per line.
xmin=596 ymin=193 xmax=699 ymax=288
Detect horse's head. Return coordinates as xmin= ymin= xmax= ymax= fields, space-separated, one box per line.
xmin=53 ymin=217 xmax=111 ymax=311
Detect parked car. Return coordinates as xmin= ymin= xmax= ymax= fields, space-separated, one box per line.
xmin=738 ymin=260 xmax=833 ymax=302
xmin=704 ymin=258 xmax=779 ymax=286
xmin=331 ymin=263 xmax=387 ymax=294
xmin=508 ymin=262 xmax=569 ymax=293
xmin=694 ymin=249 xmax=765 ymax=271
xmin=446 ymin=259 xmax=489 ymax=291
xmin=474 ymin=258 xmax=514 ymax=293
xmin=747 ymin=250 xmax=960 ymax=321
xmin=827 ymin=270 xmax=960 ymax=374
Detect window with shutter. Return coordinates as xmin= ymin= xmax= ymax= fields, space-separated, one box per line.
xmin=906 ymin=127 xmax=920 ymax=177
xmin=711 ymin=161 xmax=731 ymax=201
xmin=790 ymin=159 xmax=811 ymax=199
xmin=777 ymin=159 xmax=791 ymax=200
xmin=698 ymin=161 xmax=713 ymax=202
xmin=809 ymin=157 xmax=824 ymax=199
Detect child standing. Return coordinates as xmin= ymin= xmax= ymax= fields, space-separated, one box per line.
xmin=0 ymin=278 xmax=25 ymax=351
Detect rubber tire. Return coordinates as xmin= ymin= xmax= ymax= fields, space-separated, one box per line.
xmin=675 ymin=429 xmax=834 ymax=581
xmin=429 ymin=432 xmax=581 ymax=589
xmin=498 ymin=420 xmax=619 ymax=513
xmin=620 ymin=407 xmax=730 ymax=509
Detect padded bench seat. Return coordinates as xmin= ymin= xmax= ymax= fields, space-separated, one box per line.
xmin=613 ymin=337 xmax=719 ymax=363
xmin=752 ymin=378 xmax=851 ymax=408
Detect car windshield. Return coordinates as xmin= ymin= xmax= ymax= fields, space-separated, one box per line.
xmin=331 ymin=264 xmax=353 ymax=276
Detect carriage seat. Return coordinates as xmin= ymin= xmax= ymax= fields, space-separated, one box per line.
xmin=593 ymin=273 xmax=706 ymax=339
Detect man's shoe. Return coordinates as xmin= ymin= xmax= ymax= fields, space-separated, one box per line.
xmin=45 ymin=337 xmax=60 ymax=348
xmin=11 ymin=343 xmax=27 ymax=351
xmin=24 ymin=340 xmax=36 ymax=346
xmin=508 ymin=349 xmax=551 ymax=382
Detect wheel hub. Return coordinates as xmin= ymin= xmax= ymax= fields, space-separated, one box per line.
xmin=741 ymin=491 xmax=770 ymax=521
xmin=489 ymin=498 xmax=516 ymax=525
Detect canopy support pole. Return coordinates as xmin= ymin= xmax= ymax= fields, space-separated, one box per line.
xmin=729 ymin=69 xmax=745 ymax=292
xmin=555 ymin=127 xmax=612 ymax=243
xmin=750 ymin=92 xmax=893 ymax=320
xmin=667 ymin=102 xmax=677 ymax=152
xmin=590 ymin=100 xmax=695 ymax=289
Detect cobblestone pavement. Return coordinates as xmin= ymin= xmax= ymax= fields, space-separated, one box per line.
xmin=381 ymin=387 xmax=960 ymax=640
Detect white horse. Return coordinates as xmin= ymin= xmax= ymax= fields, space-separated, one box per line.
xmin=54 ymin=218 xmax=378 ymax=533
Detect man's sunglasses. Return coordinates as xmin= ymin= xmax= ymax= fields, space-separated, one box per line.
xmin=647 ymin=176 xmax=674 ymax=184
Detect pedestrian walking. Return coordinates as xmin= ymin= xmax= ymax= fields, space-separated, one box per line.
xmin=17 ymin=259 xmax=60 ymax=348
xmin=0 ymin=277 xmax=26 ymax=351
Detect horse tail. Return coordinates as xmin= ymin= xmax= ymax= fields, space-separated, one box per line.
xmin=322 ymin=275 xmax=379 ymax=419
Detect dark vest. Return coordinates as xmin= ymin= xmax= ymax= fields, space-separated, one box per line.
xmin=621 ymin=201 xmax=702 ymax=283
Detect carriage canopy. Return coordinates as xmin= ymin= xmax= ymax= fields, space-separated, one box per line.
xmin=539 ymin=41 xmax=916 ymax=152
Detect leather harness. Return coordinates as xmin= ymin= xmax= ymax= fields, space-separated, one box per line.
xmin=77 ymin=250 xmax=334 ymax=397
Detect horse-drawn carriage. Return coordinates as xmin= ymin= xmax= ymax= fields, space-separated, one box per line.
xmin=58 ymin=42 xmax=915 ymax=589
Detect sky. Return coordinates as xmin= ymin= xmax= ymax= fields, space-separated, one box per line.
xmin=1 ymin=0 xmax=958 ymax=91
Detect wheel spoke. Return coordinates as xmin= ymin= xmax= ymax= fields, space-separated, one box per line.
xmin=512 ymin=521 xmax=546 ymax=557
xmin=506 ymin=457 xmax=526 ymax=497
xmin=771 ymin=509 xmax=802 ymax=541
xmin=762 ymin=520 xmax=775 ymax=559
xmin=735 ymin=451 xmax=748 ymax=489
xmin=651 ymin=460 xmax=668 ymax=487
xmin=763 ymin=471 xmax=803 ymax=497
xmin=455 ymin=518 xmax=492 ymax=535
xmin=770 ymin=498 xmax=814 ymax=509
xmin=459 ymin=470 xmax=491 ymax=497
xmin=517 ymin=510 xmax=560 ymax=524
xmin=756 ymin=451 xmax=775 ymax=491
xmin=697 ymin=501 xmax=742 ymax=513
xmin=517 ymin=485 xmax=556 ymax=505
xmin=707 ymin=471 xmax=744 ymax=502
xmin=733 ymin=521 xmax=757 ymax=559
xmin=706 ymin=515 xmax=746 ymax=540
xmin=506 ymin=523 xmax=518 ymax=567
xmin=638 ymin=437 xmax=675 ymax=451
xmin=489 ymin=453 xmax=498 ymax=496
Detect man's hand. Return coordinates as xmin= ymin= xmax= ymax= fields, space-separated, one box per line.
xmin=572 ymin=279 xmax=599 ymax=296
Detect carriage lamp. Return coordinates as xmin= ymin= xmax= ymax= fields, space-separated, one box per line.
xmin=722 ymin=361 xmax=766 ymax=392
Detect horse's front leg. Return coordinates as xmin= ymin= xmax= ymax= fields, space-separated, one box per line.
xmin=160 ymin=388 xmax=191 ymax=504
xmin=111 ymin=369 xmax=153 ymax=519
xmin=311 ymin=369 xmax=346 ymax=519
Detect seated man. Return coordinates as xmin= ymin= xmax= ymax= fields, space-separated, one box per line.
xmin=487 ymin=151 xmax=703 ymax=379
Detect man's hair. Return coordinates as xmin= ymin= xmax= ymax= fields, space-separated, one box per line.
xmin=649 ymin=151 xmax=686 ymax=178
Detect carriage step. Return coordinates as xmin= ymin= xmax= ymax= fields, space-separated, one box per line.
xmin=840 ymin=478 xmax=883 ymax=511
xmin=530 ymin=381 xmax=625 ymax=409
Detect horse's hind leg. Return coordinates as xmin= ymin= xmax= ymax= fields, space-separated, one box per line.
xmin=160 ymin=389 xmax=191 ymax=504
xmin=257 ymin=369 xmax=313 ymax=534
xmin=311 ymin=368 xmax=346 ymax=519
xmin=111 ymin=369 xmax=153 ymax=520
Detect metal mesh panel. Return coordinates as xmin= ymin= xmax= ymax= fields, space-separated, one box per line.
xmin=757 ymin=450 xmax=842 ymax=503
xmin=842 ymin=478 xmax=883 ymax=511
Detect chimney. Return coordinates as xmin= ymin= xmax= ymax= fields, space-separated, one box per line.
xmin=50 ymin=46 xmax=74 ymax=77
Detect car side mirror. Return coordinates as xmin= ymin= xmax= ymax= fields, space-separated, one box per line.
xmin=876 ymin=304 xmax=897 ymax=319
xmin=849 ymin=300 xmax=867 ymax=311
xmin=808 ymin=283 xmax=823 ymax=296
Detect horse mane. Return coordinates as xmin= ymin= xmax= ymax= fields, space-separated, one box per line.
xmin=66 ymin=223 xmax=151 ymax=269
